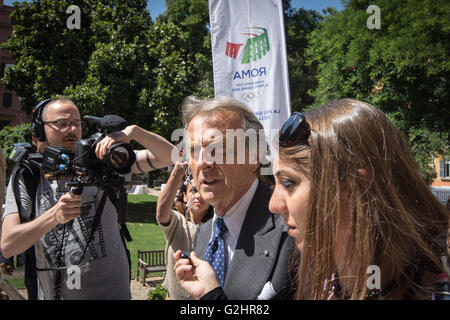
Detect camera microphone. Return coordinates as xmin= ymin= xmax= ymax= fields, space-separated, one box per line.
xmin=83 ymin=115 xmax=127 ymax=133
xmin=100 ymin=115 xmax=127 ymax=132
xmin=83 ymin=115 xmax=102 ymax=126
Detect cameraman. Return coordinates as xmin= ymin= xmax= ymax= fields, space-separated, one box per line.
xmin=0 ymin=98 xmax=175 ymax=300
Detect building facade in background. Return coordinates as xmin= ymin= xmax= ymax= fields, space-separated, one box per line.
xmin=0 ymin=0 xmax=28 ymax=131
xmin=432 ymin=155 xmax=450 ymax=187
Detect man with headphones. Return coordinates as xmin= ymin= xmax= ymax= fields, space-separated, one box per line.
xmin=0 ymin=98 xmax=176 ymax=299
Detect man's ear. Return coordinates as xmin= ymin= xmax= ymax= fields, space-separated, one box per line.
xmin=33 ymin=137 xmax=48 ymax=153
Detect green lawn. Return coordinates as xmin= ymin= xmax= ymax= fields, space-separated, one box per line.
xmin=8 ymin=193 xmax=165 ymax=289
xmin=126 ymin=193 xmax=166 ymax=279
xmin=7 ymin=278 xmax=25 ymax=290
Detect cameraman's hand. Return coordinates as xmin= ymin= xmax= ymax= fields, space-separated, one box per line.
xmin=95 ymin=125 xmax=135 ymax=160
xmin=51 ymin=192 xmax=82 ymax=224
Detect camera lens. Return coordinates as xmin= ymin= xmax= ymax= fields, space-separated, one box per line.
xmin=103 ymin=143 xmax=136 ymax=174
xmin=109 ymin=146 xmax=130 ymax=170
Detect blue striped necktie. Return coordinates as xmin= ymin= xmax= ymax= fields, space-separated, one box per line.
xmin=204 ymin=218 xmax=228 ymax=287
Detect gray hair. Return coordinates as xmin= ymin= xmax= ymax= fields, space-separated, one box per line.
xmin=181 ymin=95 xmax=269 ymax=171
xmin=181 ymin=95 xmax=263 ymax=134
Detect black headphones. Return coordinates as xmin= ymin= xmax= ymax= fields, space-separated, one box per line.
xmin=31 ymin=98 xmax=54 ymax=142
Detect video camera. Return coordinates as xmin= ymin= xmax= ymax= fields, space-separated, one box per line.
xmin=12 ymin=114 xmax=136 ymax=189
xmin=69 ymin=114 xmax=136 ymax=194
xmin=10 ymin=114 xmax=136 ymax=240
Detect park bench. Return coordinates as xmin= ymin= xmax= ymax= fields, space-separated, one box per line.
xmin=0 ymin=270 xmax=25 ymax=300
xmin=136 ymin=249 xmax=166 ymax=286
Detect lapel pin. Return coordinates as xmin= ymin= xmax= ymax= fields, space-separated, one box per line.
xmin=264 ymin=249 xmax=269 ymax=257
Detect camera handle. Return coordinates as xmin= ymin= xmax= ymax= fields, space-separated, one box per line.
xmin=71 ymin=185 xmax=83 ymax=195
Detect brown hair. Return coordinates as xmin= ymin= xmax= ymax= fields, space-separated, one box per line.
xmin=174 ymin=179 xmax=214 ymax=224
xmin=173 ymin=180 xmax=188 ymax=216
xmin=280 ymin=99 xmax=449 ymax=299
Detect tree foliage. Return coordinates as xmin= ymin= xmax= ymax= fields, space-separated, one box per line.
xmin=3 ymin=0 xmax=321 ymax=136
xmin=0 ymin=123 xmax=33 ymax=172
xmin=162 ymin=0 xmax=213 ymax=98
xmin=306 ymin=0 xmax=450 ymax=183
xmin=2 ymin=0 xmax=96 ymax=110
xmin=284 ymin=6 xmax=322 ymax=111
xmin=3 ymin=0 xmax=447 ymax=184
xmin=2 ymin=0 xmax=196 ymax=139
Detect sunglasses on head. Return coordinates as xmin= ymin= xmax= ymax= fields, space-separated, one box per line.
xmin=279 ymin=112 xmax=311 ymax=147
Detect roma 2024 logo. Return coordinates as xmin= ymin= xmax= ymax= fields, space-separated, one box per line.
xmin=225 ymin=27 xmax=270 ymax=64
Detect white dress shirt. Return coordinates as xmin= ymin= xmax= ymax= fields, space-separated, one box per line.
xmin=209 ymin=179 xmax=259 ymax=267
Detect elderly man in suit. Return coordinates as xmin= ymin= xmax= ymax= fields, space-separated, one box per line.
xmin=176 ymin=96 xmax=295 ymax=300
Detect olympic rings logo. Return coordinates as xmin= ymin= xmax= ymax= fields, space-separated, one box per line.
xmin=241 ymin=91 xmax=261 ymax=102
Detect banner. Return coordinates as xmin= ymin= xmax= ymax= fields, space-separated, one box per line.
xmin=208 ymin=0 xmax=291 ymax=145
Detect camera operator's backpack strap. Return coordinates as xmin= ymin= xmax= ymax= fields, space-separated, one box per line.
xmin=103 ymin=187 xmax=132 ymax=241
xmin=10 ymin=165 xmax=39 ymax=300
xmin=11 ymin=166 xmax=40 ymax=222
xmin=103 ymin=187 xmax=132 ymax=282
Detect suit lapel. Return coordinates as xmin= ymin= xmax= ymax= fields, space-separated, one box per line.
xmin=223 ymin=181 xmax=282 ymax=299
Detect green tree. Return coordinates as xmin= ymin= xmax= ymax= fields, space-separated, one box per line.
xmin=64 ymin=20 xmax=195 ymax=138
xmin=1 ymin=0 xmax=96 ymax=111
xmin=284 ymin=6 xmax=322 ymax=112
xmin=162 ymin=0 xmax=213 ymax=98
xmin=2 ymin=0 xmax=196 ymax=139
xmin=0 ymin=123 xmax=33 ymax=172
xmin=306 ymin=0 xmax=450 ymax=183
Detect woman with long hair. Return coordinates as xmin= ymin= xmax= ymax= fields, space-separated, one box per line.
xmin=174 ymin=99 xmax=449 ymax=300
xmin=157 ymin=161 xmax=213 ymax=299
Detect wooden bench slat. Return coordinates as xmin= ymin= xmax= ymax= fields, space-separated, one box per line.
xmin=136 ymin=249 xmax=166 ymax=286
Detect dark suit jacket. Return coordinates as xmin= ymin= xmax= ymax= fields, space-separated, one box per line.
xmin=194 ymin=180 xmax=295 ymax=300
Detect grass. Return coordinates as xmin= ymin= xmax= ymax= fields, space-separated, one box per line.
xmin=126 ymin=193 xmax=166 ymax=279
xmin=7 ymin=278 xmax=25 ymax=290
xmin=8 ymin=193 xmax=165 ymax=289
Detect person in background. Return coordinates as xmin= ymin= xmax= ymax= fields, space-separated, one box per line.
xmin=157 ymin=161 xmax=213 ymax=299
xmin=173 ymin=175 xmax=188 ymax=217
